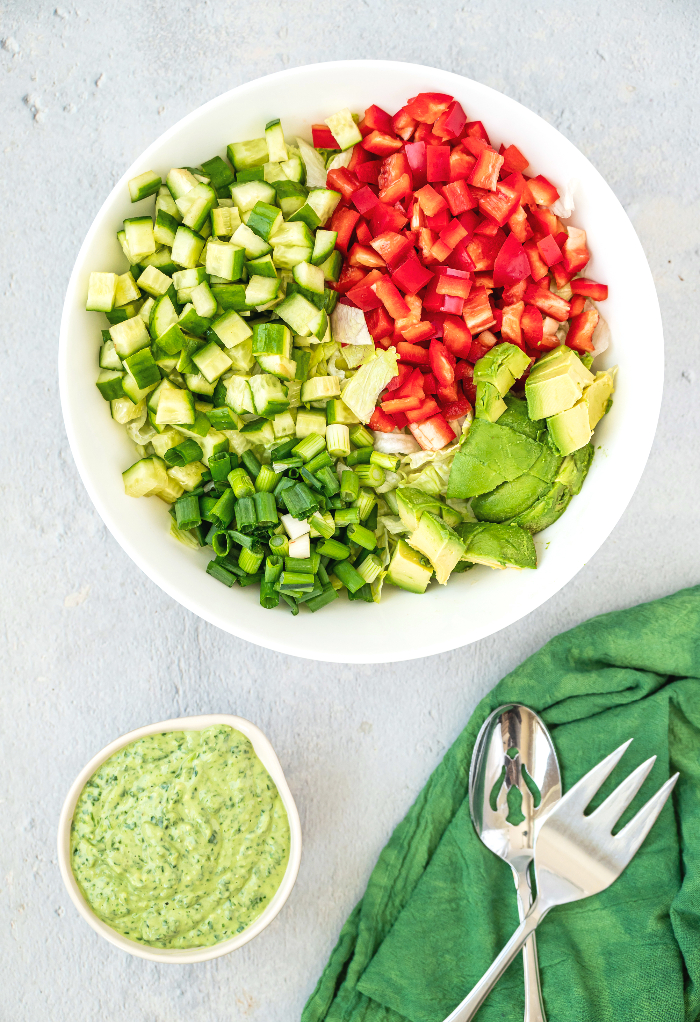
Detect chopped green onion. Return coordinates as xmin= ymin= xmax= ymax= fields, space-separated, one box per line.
xmin=346 ymin=447 xmax=372 ymax=466
xmin=206 ymin=560 xmax=236 ymax=587
xmin=315 ymin=465 xmax=340 ymax=496
xmin=292 ymin=432 xmax=326 ymax=463
xmin=174 ymin=493 xmax=201 ymax=530
xmin=208 ymin=451 xmax=232 ymax=481
xmin=238 ymin=571 xmax=264 ymax=587
xmin=383 ymin=489 xmax=399 ymax=514
xmin=284 ymin=555 xmax=315 ymax=574
xmin=356 ymin=553 xmax=382 ymax=583
xmin=300 ymin=466 xmax=324 ymax=492
xmin=317 ymin=561 xmax=330 ymax=585
xmin=164 ymin=439 xmax=204 ymax=467
xmin=200 ymin=495 xmax=219 ymax=522
xmin=348 ymin=582 xmax=374 ymax=602
xmin=278 ymin=571 xmax=315 ymax=591
xmin=309 ymin=511 xmax=335 ymax=539
xmin=260 ymin=555 xmax=283 ymax=609
xmin=281 ymin=482 xmax=319 ymax=519
xmin=255 ymin=464 xmax=279 ymax=493
xmin=280 ymin=593 xmax=299 ymax=615
xmin=326 ymin=423 xmax=351 ymax=459
xmin=272 ymin=457 xmax=303 ymax=472
xmin=210 ymin=488 xmax=236 ymax=529
xmin=305 ymin=451 xmax=333 ymax=474
xmin=274 ymin=476 xmax=296 ymax=507
xmin=346 ymin=522 xmax=377 ymax=551
xmin=370 ymin=451 xmax=399 ymax=471
xmin=228 ymin=467 xmax=255 ymax=498
xmin=316 ymin=538 xmax=350 ymax=560
xmin=334 ymin=507 xmax=359 ymax=527
xmin=234 ymin=495 xmax=257 ymax=532
xmin=333 ymin=559 xmax=366 ymax=593
xmin=355 ymin=488 xmax=376 ymax=521
xmin=349 ymin=425 xmax=374 ymax=448
xmin=305 ymin=583 xmax=339 ymax=612
xmin=269 ymin=533 xmax=290 ymax=557
xmin=211 ymin=530 xmax=232 ymax=557
xmin=353 ymin=463 xmax=385 ymax=488
xmin=254 ymin=490 xmax=278 ymax=527
xmin=239 ymin=543 xmax=265 ymax=574
xmin=340 ymin=470 xmax=360 ymax=503
xmin=241 ymin=450 xmax=261 ymax=477
xmin=270 ymin=437 xmax=298 ymax=459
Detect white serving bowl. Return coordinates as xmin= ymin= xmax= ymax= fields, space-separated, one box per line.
xmin=59 ymin=60 xmax=662 ymax=663
xmin=57 ymin=714 xmax=302 ymax=963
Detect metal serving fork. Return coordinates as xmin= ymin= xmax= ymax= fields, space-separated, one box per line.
xmin=444 ymin=740 xmax=679 ymax=1022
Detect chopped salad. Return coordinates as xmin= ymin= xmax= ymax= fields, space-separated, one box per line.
xmin=86 ymin=91 xmax=614 ymax=613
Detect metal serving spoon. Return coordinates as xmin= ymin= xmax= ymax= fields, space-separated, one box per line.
xmin=469 ymin=704 xmax=561 ymax=1022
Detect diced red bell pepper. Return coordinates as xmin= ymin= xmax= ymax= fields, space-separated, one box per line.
xmin=508 ymin=206 xmax=533 ymax=243
xmin=569 ymin=295 xmax=586 ymax=317
xmin=386 ymin=363 xmax=412 ymax=392
xmin=395 ymin=293 xmax=423 ymax=332
xmin=379 ymin=174 xmax=412 ymax=204
xmin=550 ymin=262 xmax=574 ymax=290
xmin=524 ymin=282 xmax=570 ymax=321
xmin=392 ymin=251 xmax=434 ymax=294
xmin=500 ymin=301 xmax=525 ymax=346
xmin=370 ymin=202 xmax=408 ymax=235
xmin=402 ymin=321 xmax=436 ymax=343
xmin=566 ymin=309 xmax=599 ymax=352
xmin=433 ymin=100 xmax=467 ymax=140
xmin=425 ymin=208 xmax=451 ymax=229
xmin=378 ymin=152 xmax=410 ymax=188
xmin=348 ymin=145 xmax=372 ymax=172
xmin=327 ymin=167 xmax=360 ymax=201
xmin=408 ymin=414 xmax=455 ymax=451
xmin=443 ymin=315 xmax=473 ymax=358
xmin=396 ymin=341 xmax=432 ymax=365
xmin=404 ymin=142 xmax=427 ymax=189
xmin=413 ymin=122 xmax=440 ymax=145
xmin=429 ymin=338 xmax=456 ymax=386
xmin=409 ymin=200 xmax=425 ymax=232
xmin=362 ymin=130 xmax=403 ymax=156
xmin=463 ymin=136 xmax=490 ymax=157
xmin=369 ymin=406 xmax=397 ymax=432
xmin=356 ymin=160 xmax=381 ymax=185
xmin=473 ymin=218 xmax=500 ymax=237
xmin=331 ymin=206 xmax=361 ymax=253
xmin=436 ymin=267 xmax=472 ymax=299
xmin=468 ymin=148 xmax=504 ymax=191
xmin=527 ymin=175 xmax=560 ymax=205
xmin=438 ymin=383 xmax=472 ymax=421
xmin=440 ymin=219 xmax=468 ymax=250
xmin=478 ymin=181 xmax=521 ymax=227
xmin=362 ymin=104 xmax=394 ymax=135
xmin=446 ymin=237 xmax=477 ymax=273
xmin=373 ymin=277 xmax=411 ymax=319
xmin=346 ymin=269 xmax=385 ymax=310
xmin=523 ymin=239 xmax=549 ymax=282
xmin=392 ymin=411 xmax=409 ymax=428
xmin=418 ymin=227 xmax=439 ymax=264
xmin=393 ymin=367 xmax=425 ymax=400
xmin=422 ymin=371 xmax=438 ymax=394
xmin=475 ymin=271 xmax=495 ymax=291
xmin=536 ymin=234 xmax=563 ymax=267
xmin=520 ymin=305 xmax=544 ymax=347
xmin=562 ymin=227 xmax=590 ymax=275
xmin=467 ymin=329 xmax=498 ymax=364
xmin=365 ymin=306 xmax=394 ymax=342
xmin=381 ymin=394 xmax=422 ymax=413
xmin=464 ymin=120 xmax=490 ymax=143
xmin=355 ymin=219 xmax=372 ymax=245
xmin=370 ymin=231 xmax=412 ymax=269
xmin=313 ymin=124 xmax=339 ymax=148
xmin=501 ymin=279 xmax=529 ymax=304
xmin=466 ymin=231 xmax=505 ymax=271
xmin=441 ymin=179 xmax=475 ymax=216
xmin=333 ymin=263 xmax=365 ymax=294
xmin=527 ymin=205 xmax=561 ymax=237
xmin=348 ymin=243 xmax=385 ymax=268
xmin=414 ymin=184 xmax=448 ymax=216
xmin=426 ymin=145 xmax=451 ymax=182
xmin=456 ymin=360 xmax=477 ymax=403
xmin=405 ymin=92 xmax=453 ymax=123
xmin=351 ymin=186 xmax=380 ymax=215
xmin=449 ymin=148 xmax=477 ymax=182
xmin=499 ymin=143 xmax=529 ymax=173
xmin=405 ymin=396 xmax=442 ymax=423
xmin=493 ymin=232 xmax=530 ymax=287
xmin=463 ymin=288 xmax=496 ymax=333
xmin=393 ymin=106 xmax=417 ymax=140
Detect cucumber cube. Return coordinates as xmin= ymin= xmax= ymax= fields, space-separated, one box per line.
xmin=211 ymin=284 xmax=250 ymax=311
xmin=231 ymin=223 xmax=273 ymax=259
xmin=280 ymin=154 xmax=305 ymax=183
xmin=122 ymin=372 xmax=159 ymax=404
xmin=270 ymin=221 xmax=314 ymax=248
xmin=124 ymin=216 xmax=156 ymax=262
xmin=319 ymin=249 xmax=343 ymax=282
xmin=172 ymin=266 xmax=207 ymax=291
xmin=301 ymin=376 xmax=341 ymax=403
xmin=114 ymin=271 xmax=141 ymax=308
xmin=311 ymin=230 xmax=338 ymax=266
xmin=155 ymin=380 xmax=195 ymax=425
xmin=123 ymin=456 xmax=169 ymax=497
xmin=171 ymin=225 xmax=206 ymax=268
xmin=99 ymin=340 xmax=123 ymax=370
xmin=272 ymin=244 xmax=314 ymax=269
xmin=250 ymin=374 xmax=290 ymax=418
xmin=245 ymin=254 xmax=277 ymax=278
xmin=191 ymin=281 xmax=218 ymax=319
xmin=230 ymin=179 xmax=277 ymax=212
xmin=210 ymin=309 xmax=253 ymax=348
xmin=167 ymin=461 xmax=206 ymax=492
xmin=256 ymin=354 xmax=297 ymax=380
xmin=154 ymin=210 xmax=179 ymax=247
xmin=166 ymin=167 xmax=198 ymax=200
xmin=210 ymin=205 xmax=242 ymax=237
xmin=326 ymin=398 xmax=360 ymax=425
xmin=295 ymin=409 xmax=327 ymax=437
xmin=86 ymin=272 xmax=118 ymax=313
xmin=128 ymin=170 xmax=162 ymax=203
xmin=156 ymin=185 xmax=182 ymax=221
xmin=264 ymin=161 xmax=287 ymax=184
xmin=252 ymin=322 xmax=292 ymax=358
xmin=137 ymin=265 xmax=171 ymax=298
xmin=124 ymin=347 xmax=161 ymax=389
xmin=245 ymin=274 xmax=280 ymax=307
xmin=149 ymin=295 xmax=178 ymax=341
xmin=265 ymin=119 xmax=288 ymax=163
xmin=178 ymin=303 xmax=212 ymax=337
xmin=272 ymin=410 xmax=296 ymax=437
xmin=176 ymin=183 xmax=217 ymax=231
xmin=247 ymin=201 xmax=283 ymax=241
xmin=275 ymin=293 xmax=320 ymax=336
xmin=227 ymin=138 xmax=269 ymax=170
xmin=226 ymin=337 xmax=255 ymax=372
xmin=293 ymin=261 xmax=324 ymax=294
xmin=96 ymin=369 xmax=125 ymax=401
xmin=325 ymin=108 xmax=363 ymax=151
xmin=111 ymin=396 xmax=147 ymax=424
xmin=184 ymin=372 xmax=217 ymax=396
xmin=205 ymin=240 xmax=244 ymax=280
xmin=226 ymin=376 xmax=255 ymax=415
xmin=200 ymin=155 xmax=235 ymax=193
xmin=288 ymin=188 xmax=342 ymax=230
xmin=191 ymin=341 xmax=233 ymax=383
xmin=110 ymin=316 xmax=151 ymax=358
xmin=239 ymin=417 xmax=276 ymax=445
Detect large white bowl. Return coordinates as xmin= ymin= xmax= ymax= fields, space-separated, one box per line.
xmin=59 ymin=60 xmax=662 ymax=663
xmin=57 ymin=714 xmax=302 ymax=963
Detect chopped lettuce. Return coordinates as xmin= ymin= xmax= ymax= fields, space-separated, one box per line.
xmin=341 ymin=346 xmax=398 ymax=423
xmin=331 ymin=304 xmax=374 ymax=346
xmin=296 ymin=136 xmax=328 ymax=188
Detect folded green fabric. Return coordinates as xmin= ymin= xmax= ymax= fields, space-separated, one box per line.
xmin=302 ymin=586 xmax=700 ymax=1022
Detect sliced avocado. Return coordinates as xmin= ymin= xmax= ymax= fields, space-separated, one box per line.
xmin=475 ymin=381 xmax=507 ymax=422
xmin=525 ymin=345 xmax=595 ymax=420
xmin=582 ymin=369 xmax=616 ymax=429
xmin=506 ymin=483 xmax=573 ymax=534
xmin=547 ymin=400 xmax=592 ymax=455
xmin=528 ymin=445 xmax=562 ymax=483
xmin=447 ymin=420 xmax=544 ymax=499
xmin=497 ymin=393 xmax=544 ymax=440
xmin=474 ymin=342 xmax=531 ymax=396
xmin=396 ymin=487 xmax=443 ymax=533
xmin=571 ymin=443 xmax=594 ymax=494
xmin=471 ymin=473 xmax=551 ymax=523
xmin=457 ymin=522 xmax=537 ymax=569
xmin=386 ymin=539 xmax=433 ymax=594
xmin=407 ymin=512 xmax=466 ymax=585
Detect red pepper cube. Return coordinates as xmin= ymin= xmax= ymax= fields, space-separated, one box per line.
xmin=449 ymin=148 xmax=476 ymax=182
xmin=363 ymin=104 xmax=394 ymax=134
xmin=370 ymin=231 xmax=412 ymax=269
xmin=396 ymin=341 xmax=432 ymax=366
xmin=464 ymin=120 xmax=490 ymax=143
xmin=381 ymin=394 xmax=422 ymax=413
xmin=386 ymin=363 xmax=412 ymax=392
xmin=436 ymin=268 xmax=472 ymax=299
xmin=478 ymin=181 xmax=521 ymax=227
xmin=362 ymin=130 xmax=403 ymax=156
xmin=466 ymin=232 xmax=505 ymax=272
xmin=378 ymin=173 xmax=412 ymax=205
xmin=520 ymin=305 xmax=544 ymax=348
xmin=536 ymin=234 xmax=564 ymax=267
xmin=425 ymin=208 xmax=450 ymax=229
xmin=527 ymin=175 xmax=560 ymax=205
xmin=405 ymin=397 xmax=442 ymax=423
xmin=347 ymin=145 xmax=372 ymax=172
xmin=369 ymin=406 xmax=397 ymax=432
xmin=442 ymin=316 xmax=473 ymax=359
xmin=392 ymin=251 xmax=434 ymax=295
xmin=369 ymin=202 xmax=408 ymax=235
xmin=405 ymin=92 xmax=453 ymax=123
xmin=348 ymin=243 xmax=386 ymax=269
xmin=463 ymin=287 xmax=496 ymax=334
xmin=440 ymin=220 xmax=468 ymax=250
xmin=330 ymin=207 xmax=361 ymax=254
xmin=365 ymin=306 xmax=394 ymax=342
xmin=351 ymin=186 xmax=380 ymax=215
xmin=493 ymin=233 xmax=530 ymax=288
xmin=402 ymin=321 xmax=437 ymax=343
xmin=571 ymin=278 xmax=608 ymax=302
xmin=332 ymin=264 xmax=365 ymax=294
xmin=499 ymin=143 xmax=529 ymax=173
xmin=355 ymin=161 xmax=381 ymax=185
xmin=346 ymin=270 xmax=386 ymax=310
xmin=426 ymin=145 xmax=451 ymax=183
xmin=441 ymin=179 xmax=475 ymax=216
xmin=414 ymin=184 xmax=448 ymax=217
xmin=566 ymin=309 xmax=599 ymax=352
xmin=524 ymin=282 xmax=570 ymax=321
xmin=440 ymin=294 xmax=464 ymax=315
xmin=468 ymin=148 xmax=505 ymax=191
xmin=446 ymin=237 xmax=477 ymax=273
xmin=508 ymin=206 xmax=533 ymax=243
xmin=523 ymin=239 xmax=549 ymax=282
xmin=373 ymin=277 xmax=411 ymax=320
xmin=569 ymin=295 xmax=586 ymax=317
xmin=312 ymin=124 xmax=339 ymax=148
xmin=408 ymin=414 xmax=455 ymax=451
xmin=562 ymin=227 xmax=590 ymax=275
xmin=355 ymin=219 xmax=372 ymax=246
xmin=326 ymin=167 xmax=360 ymax=201
xmin=404 ymin=141 xmax=427 ymax=189
xmin=433 ymin=100 xmax=467 ymax=140
xmin=500 ymin=301 xmax=525 ymax=346
xmin=393 ymin=106 xmax=417 ymax=141
xmin=394 ymin=367 xmax=425 ymax=400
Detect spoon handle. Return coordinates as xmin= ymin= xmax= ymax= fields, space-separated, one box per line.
xmin=514 ymin=868 xmax=547 ymax=1022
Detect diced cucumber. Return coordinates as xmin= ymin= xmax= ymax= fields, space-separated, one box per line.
xmin=178 ymin=303 xmax=212 ymax=337
xmin=172 ymin=266 xmax=207 ymax=291
xmin=292 ymin=349 xmax=310 ymax=382
xmin=236 ymin=167 xmax=265 ymax=183
xmin=295 ymin=409 xmax=327 ymax=437
xmin=210 ymin=309 xmax=253 ymax=348
xmin=245 ymin=254 xmax=277 ymax=279
xmin=301 ymin=376 xmax=341 ymax=403
xmin=199 ymin=428 xmax=229 ymax=464
xmin=252 ymin=322 xmax=292 ymax=358
xmin=272 ymin=410 xmax=296 ymax=437
xmin=231 ymin=223 xmax=272 ymax=259
xmin=116 ymin=229 xmax=138 ymax=266
xmin=96 ymin=369 xmax=125 ymax=400
xmin=239 ymin=417 xmax=275 ymax=446
xmin=174 ymin=410 xmax=211 ymax=437
xmin=167 ymin=461 xmax=206 ymax=492
xmin=275 ymin=292 xmax=322 ymax=337
xmin=226 ymin=375 xmax=255 ymax=414
xmin=151 ymin=427 xmax=182 ymax=457
xmin=166 ymin=167 xmax=198 ymax=200
xmin=288 ymin=188 xmax=342 ymax=230
xmin=110 ymin=316 xmax=151 ymax=358
xmin=265 ymin=119 xmax=288 ymax=163
xmin=191 ymin=281 xmax=217 ymax=319
xmin=272 ymin=245 xmax=313 ymax=269
xmin=156 ymin=185 xmax=182 ymax=221
xmin=184 ymin=372 xmax=217 ymax=396
xmin=156 ymin=380 xmax=195 ymax=425
xmin=171 ymin=225 xmax=206 ymax=268
xmin=211 ymin=205 xmax=242 ymax=237
xmin=319 ymin=249 xmax=343 ymax=282
xmin=138 ymin=297 xmax=155 ymax=326
xmin=226 ymin=337 xmax=255 ymax=371
xmin=191 ymin=341 xmax=233 ymax=383
xmin=153 ymin=323 xmax=185 ymax=357
xmin=247 ymin=201 xmax=284 ymax=241
xmin=230 ymin=179 xmax=277 ymax=212
xmin=175 ymin=183 xmax=217 ymax=231
xmin=123 ymin=456 xmax=169 ymax=497
xmin=114 ymin=272 xmax=141 ymax=308
xmin=227 ymin=138 xmax=269 ymax=170
xmin=326 ymin=397 xmax=360 ymax=425
xmin=264 ymin=161 xmax=287 ymax=183
xmin=293 ymin=261 xmax=324 ymax=294
xmin=129 ymin=170 xmax=161 ymax=203
xmin=272 ymin=179 xmax=308 ymax=217
xmin=137 ymin=265 xmax=171 ymax=298
xmin=325 ymin=108 xmax=363 ymax=151
xmin=149 ymin=294 xmax=178 ymax=340
xmin=124 ymin=346 xmax=161 ymax=389
xmin=256 ymin=354 xmax=297 ymax=380
xmin=200 ymin=155 xmax=235 ymax=195
xmin=86 ymin=272 xmax=118 ymax=312
xmin=99 ymin=340 xmax=123 ymax=370
xmin=211 ymin=284 xmax=250 ymax=311
xmin=154 ymin=209 xmax=179 ymax=247
xmin=122 ymin=371 xmax=159 ymax=404
xmin=124 ymin=217 xmax=156 ymax=262
xmin=270 ymin=220 xmax=315 ymax=248
xmin=280 ymin=153 xmax=305 ymax=184
xmin=250 ymin=374 xmax=290 ymax=418
xmin=205 ymin=239 xmax=244 ymax=280
xmin=106 ymin=300 xmax=143 ymax=325
xmin=312 ymin=230 xmax=338 ymax=266
xmin=111 ymin=396 xmax=146 ymax=424
xmin=245 ymin=275 xmax=280 ymax=306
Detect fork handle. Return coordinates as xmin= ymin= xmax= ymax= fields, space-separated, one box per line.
xmin=514 ymin=870 xmax=546 ymax=1022
xmin=442 ymin=904 xmax=543 ymax=1022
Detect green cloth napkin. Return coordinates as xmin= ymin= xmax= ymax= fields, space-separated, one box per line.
xmin=302 ymin=586 xmax=700 ymax=1022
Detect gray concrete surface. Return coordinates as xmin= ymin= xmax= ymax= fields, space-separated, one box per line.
xmin=1 ymin=2 xmax=699 ymax=1019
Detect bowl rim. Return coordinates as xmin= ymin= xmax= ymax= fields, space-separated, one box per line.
xmin=56 ymin=713 xmax=302 ymax=963
xmin=58 ymin=59 xmax=663 ymax=663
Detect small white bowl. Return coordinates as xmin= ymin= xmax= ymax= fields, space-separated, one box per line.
xmin=59 ymin=60 xmax=663 ymax=662
xmin=57 ymin=714 xmax=302 ymax=964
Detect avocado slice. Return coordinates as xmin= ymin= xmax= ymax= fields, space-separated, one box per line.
xmin=407 ymin=512 xmax=466 ymax=584
xmin=475 ymin=381 xmax=507 ymax=422
xmin=583 ymin=369 xmax=616 ymax=429
xmin=570 ymin=443 xmax=594 ymax=494
xmin=471 ymin=473 xmax=552 ymax=523
xmin=547 ymin=400 xmax=592 ymax=455
xmin=456 ymin=522 xmax=537 ymax=569
xmin=396 ymin=487 xmax=443 ymax=533
xmin=505 ymin=443 xmax=594 ymax=533
xmin=497 ymin=393 xmax=544 ymax=440
xmin=525 ymin=345 xmax=595 ymax=420
xmin=447 ymin=420 xmax=544 ymax=499
xmin=474 ymin=342 xmax=531 ymax=395
xmin=386 ymin=539 xmax=433 ymax=594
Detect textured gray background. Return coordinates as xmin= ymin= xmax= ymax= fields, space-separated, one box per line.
xmin=1 ymin=1 xmax=699 ymax=1020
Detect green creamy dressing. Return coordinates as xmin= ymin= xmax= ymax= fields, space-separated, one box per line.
xmin=70 ymin=725 xmax=290 ymax=948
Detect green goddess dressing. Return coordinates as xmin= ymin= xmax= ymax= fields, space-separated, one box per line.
xmin=70 ymin=724 xmax=290 ymax=948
